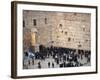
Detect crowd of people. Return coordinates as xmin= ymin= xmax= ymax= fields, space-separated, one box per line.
xmin=23 ymin=45 xmax=91 ymax=69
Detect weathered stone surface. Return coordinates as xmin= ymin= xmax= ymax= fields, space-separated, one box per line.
xmin=23 ymin=10 xmax=91 ymax=51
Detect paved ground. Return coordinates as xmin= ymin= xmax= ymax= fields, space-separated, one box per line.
xmin=23 ymin=55 xmax=90 ymax=69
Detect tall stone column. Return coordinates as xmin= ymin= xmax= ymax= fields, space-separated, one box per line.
xmin=31 ymin=28 xmax=39 ymax=52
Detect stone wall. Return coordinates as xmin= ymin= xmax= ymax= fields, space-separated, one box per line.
xmin=23 ymin=10 xmax=91 ymax=51
xmin=23 ymin=28 xmax=31 ymax=51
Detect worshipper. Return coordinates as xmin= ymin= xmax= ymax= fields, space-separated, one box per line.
xmin=38 ymin=62 xmax=41 ymax=68
xmin=48 ymin=62 xmax=50 ymax=68
xmin=52 ymin=62 xmax=54 ymax=68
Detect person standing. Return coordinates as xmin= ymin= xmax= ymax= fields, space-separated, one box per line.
xmin=48 ymin=62 xmax=50 ymax=68
xmin=52 ymin=62 xmax=54 ymax=68
xmin=38 ymin=62 xmax=41 ymax=69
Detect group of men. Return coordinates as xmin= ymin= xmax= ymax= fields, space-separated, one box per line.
xmin=23 ymin=45 xmax=91 ymax=69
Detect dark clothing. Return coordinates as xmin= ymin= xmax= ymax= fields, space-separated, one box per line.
xmin=52 ymin=63 xmax=54 ymax=68
xmin=38 ymin=62 xmax=41 ymax=68
xmin=48 ymin=62 xmax=50 ymax=68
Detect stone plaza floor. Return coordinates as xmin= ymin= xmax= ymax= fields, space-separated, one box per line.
xmin=23 ymin=55 xmax=90 ymax=69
